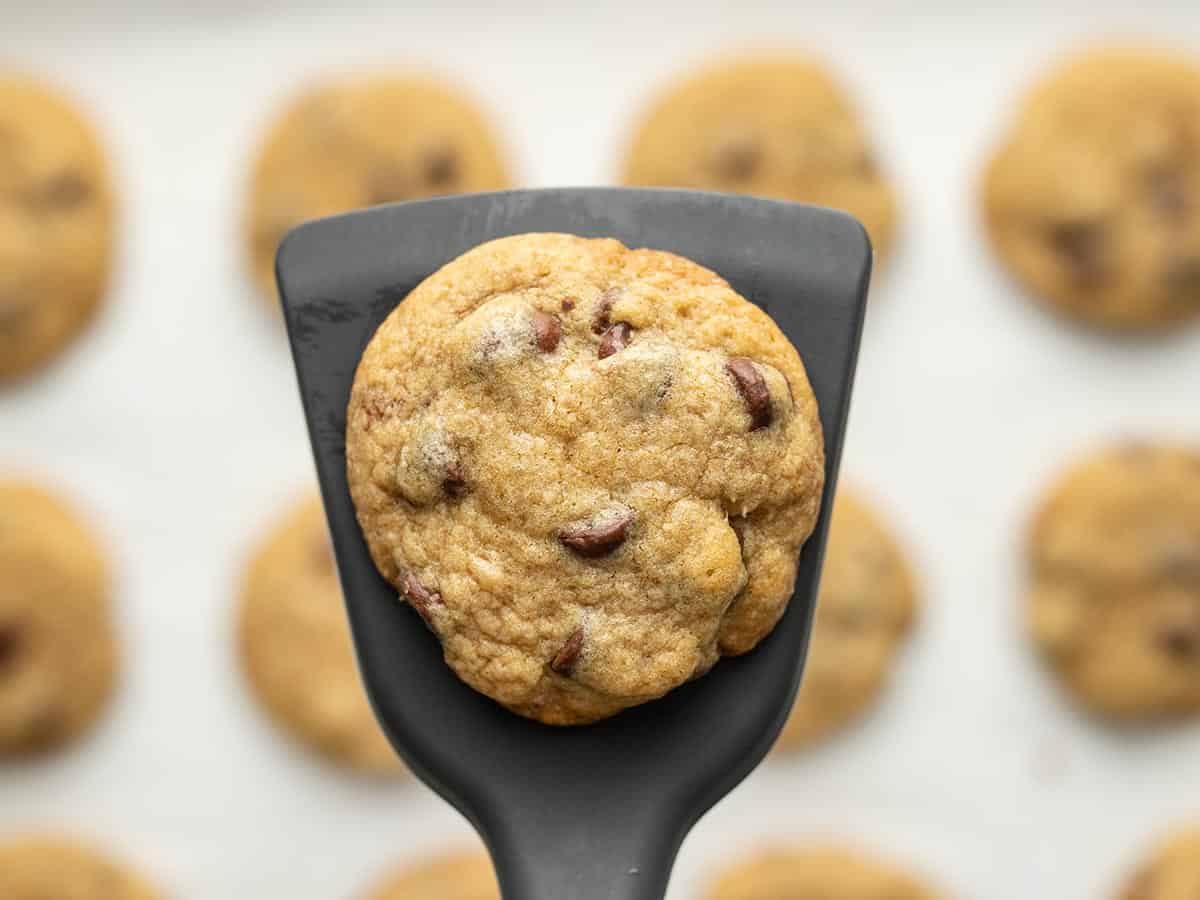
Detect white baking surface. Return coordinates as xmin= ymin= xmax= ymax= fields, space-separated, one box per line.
xmin=2 ymin=1 xmax=1199 ymax=896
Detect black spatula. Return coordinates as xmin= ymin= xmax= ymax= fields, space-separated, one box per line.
xmin=277 ymin=188 xmax=870 ymax=900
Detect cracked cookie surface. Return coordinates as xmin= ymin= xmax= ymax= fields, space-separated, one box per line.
xmin=0 ymin=479 xmax=117 ymax=754
xmin=705 ymin=846 xmax=941 ymax=900
xmin=1118 ymin=828 xmax=1200 ymax=900
xmin=0 ymin=837 xmax=160 ymax=900
xmin=245 ymin=73 xmax=512 ymax=303
xmin=1027 ymin=443 xmax=1200 ymax=721
xmin=363 ymin=851 xmax=498 ymax=900
xmin=776 ymin=488 xmax=917 ymax=751
xmin=984 ymin=46 xmax=1200 ymax=331
xmin=621 ymin=55 xmax=899 ymax=263
xmin=0 ymin=75 xmax=114 ymax=380
xmin=238 ymin=493 xmax=403 ymax=775
xmin=347 ymin=233 xmax=824 ymax=725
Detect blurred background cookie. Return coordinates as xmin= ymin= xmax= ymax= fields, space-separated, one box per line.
xmin=775 ymin=488 xmax=918 ymax=751
xmin=237 ymin=492 xmax=403 ymax=775
xmin=0 ymin=479 xmax=117 ymax=755
xmin=983 ymin=46 xmax=1200 ymax=331
xmin=704 ymin=846 xmax=941 ymax=900
xmin=0 ymin=75 xmax=115 ymax=381
xmin=621 ymin=54 xmax=899 ymax=262
xmin=361 ymin=849 xmax=498 ymax=900
xmin=1116 ymin=826 xmax=1200 ymax=899
xmin=1026 ymin=442 xmax=1200 ymax=721
xmin=0 ymin=835 xmax=160 ymax=899
xmin=243 ymin=72 xmax=514 ymax=304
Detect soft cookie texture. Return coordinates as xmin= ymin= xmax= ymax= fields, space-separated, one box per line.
xmin=245 ymin=73 xmax=512 ymax=303
xmin=238 ymin=493 xmax=403 ymax=775
xmin=705 ymin=846 xmax=941 ymax=900
xmin=1027 ymin=443 xmax=1200 ymax=721
xmin=0 ymin=75 xmax=115 ymax=380
xmin=347 ymin=233 xmax=824 ymax=725
xmin=984 ymin=46 xmax=1200 ymax=331
xmin=776 ymin=488 xmax=917 ymax=750
xmin=1118 ymin=828 xmax=1200 ymax=900
xmin=362 ymin=851 xmax=498 ymax=900
xmin=622 ymin=55 xmax=899 ymax=262
xmin=0 ymin=836 xmax=161 ymax=900
xmin=0 ymin=479 xmax=117 ymax=754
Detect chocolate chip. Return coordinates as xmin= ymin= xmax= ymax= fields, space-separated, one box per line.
xmin=550 ymin=627 xmax=584 ymax=676
xmin=598 ymin=322 xmax=632 ymax=359
xmin=401 ymin=571 xmax=443 ymax=628
xmin=1164 ymin=253 xmax=1200 ymax=302
xmin=1158 ymin=540 xmax=1200 ymax=584
xmin=559 ymin=509 xmax=634 ymax=557
xmin=531 ymin=310 xmax=562 ymax=352
xmin=592 ymin=291 xmax=618 ymax=334
xmin=1047 ymin=222 xmax=1107 ymax=285
xmin=0 ymin=623 xmax=23 ymax=673
xmin=561 ymin=297 xmax=576 ymax=312
xmin=1154 ymin=604 xmax=1200 ymax=661
xmin=725 ymin=357 xmax=773 ymax=430
xmin=366 ymin=164 xmax=409 ymax=205
xmin=421 ymin=145 xmax=459 ymax=189
xmin=1145 ymin=164 xmax=1191 ymax=224
xmin=710 ymin=132 xmax=762 ymax=181
xmin=442 ymin=460 xmax=468 ymax=498
xmin=0 ymin=293 xmax=34 ymax=334
xmin=24 ymin=171 xmax=90 ymax=211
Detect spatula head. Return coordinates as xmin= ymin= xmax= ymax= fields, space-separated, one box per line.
xmin=277 ymin=188 xmax=869 ymax=900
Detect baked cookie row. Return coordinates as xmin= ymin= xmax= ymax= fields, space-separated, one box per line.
xmin=4 ymin=42 xmax=1198 ymax=382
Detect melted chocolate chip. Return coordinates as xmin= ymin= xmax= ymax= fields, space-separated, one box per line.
xmin=1154 ymin=603 xmax=1200 ymax=661
xmin=401 ymin=571 xmax=443 ymax=628
xmin=0 ymin=623 xmax=23 ymax=673
xmin=559 ymin=509 xmax=634 ymax=557
xmin=1145 ymin=164 xmax=1191 ymax=224
xmin=725 ymin=357 xmax=773 ymax=430
xmin=421 ymin=145 xmax=459 ymax=189
xmin=1047 ymin=222 xmax=1107 ymax=285
xmin=0 ymin=293 xmax=34 ymax=334
xmin=710 ymin=132 xmax=762 ymax=181
xmin=592 ymin=291 xmax=618 ymax=334
xmin=1165 ymin=254 xmax=1200 ymax=302
xmin=531 ymin=310 xmax=562 ymax=352
xmin=561 ymin=297 xmax=576 ymax=312
xmin=550 ymin=627 xmax=584 ymax=676
xmin=25 ymin=171 xmax=90 ymax=211
xmin=442 ymin=460 xmax=468 ymax=498
xmin=597 ymin=322 xmax=632 ymax=359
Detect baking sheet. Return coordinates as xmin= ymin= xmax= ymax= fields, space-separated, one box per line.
xmin=2 ymin=1 xmax=1200 ymax=896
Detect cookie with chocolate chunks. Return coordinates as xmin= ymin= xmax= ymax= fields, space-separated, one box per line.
xmin=984 ymin=46 xmax=1200 ymax=331
xmin=244 ymin=73 xmax=513 ymax=304
xmin=1026 ymin=442 xmax=1200 ymax=721
xmin=0 ymin=479 xmax=117 ymax=755
xmin=0 ymin=75 xmax=115 ymax=380
xmin=347 ymin=233 xmax=824 ymax=725
xmin=237 ymin=493 xmax=404 ymax=775
xmin=621 ymin=54 xmax=899 ymax=264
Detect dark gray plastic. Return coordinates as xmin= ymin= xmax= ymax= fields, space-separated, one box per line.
xmin=276 ymin=188 xmax=871 ymax=900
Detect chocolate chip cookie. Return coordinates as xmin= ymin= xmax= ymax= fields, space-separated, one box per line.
xmin=1117 ymin=827 xmax=1200 ymax=900
xmin=245 ymin=73 xmax=513 ymax=303
xmin=1027 ymin=442 xmax=1200 ymax=720
xmin=621 ymin=55 xmax=899 ymax=262
xmin=983 ymin=46 xmax=1200 ymax=331
xmin=776 ymin=488 xmax=917 ymax=751
xmin=347 ymin=233 xmax=824 ymax=725
xmin=238 ymin=493 xmax=403 ymax=775
xmin=0 ymin=75 xmax=115 ymax=380
xmin=0 ymin=479 xmax=117 ymax=754
xmin=362 ymin=850 xmax=498 ymax=900
xmin=705 ymin=846 xmax=941 ymax=900
xmin=0 ymin=836 xmax=160 ymax=900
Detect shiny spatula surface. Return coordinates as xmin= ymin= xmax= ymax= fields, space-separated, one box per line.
xmin=276 ymin=188 xmax=870 ymax=900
